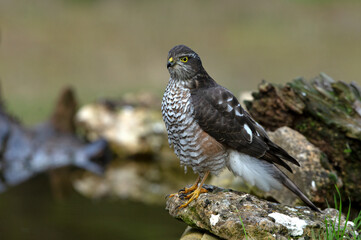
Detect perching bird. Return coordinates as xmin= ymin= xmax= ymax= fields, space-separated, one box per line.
xmin=161 ymin=45 xmax=320 ymax=212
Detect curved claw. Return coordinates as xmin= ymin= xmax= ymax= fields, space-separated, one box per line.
xmin=178 ymin=172 xmax=210 ymax=209
xmin=167 ymin=172 xmax=210 ymax=209
xmin=184 ymin=187 xmax=208 ymax=199
xmin=179 ymin=183 xmax=198 ymax=195
xmin=167 ymin=193 xmax=177 ymax=199
xmin=178 ymin=186 xmax=208 ymax=209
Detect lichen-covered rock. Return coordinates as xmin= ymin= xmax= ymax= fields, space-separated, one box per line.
xmin=211 ymin=126 xmax=336 ymax=208
xmin=166 ymin=185 xmax=356 ymax=240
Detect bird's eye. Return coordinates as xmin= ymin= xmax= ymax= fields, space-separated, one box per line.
xmin=180 ymin=57 xmax=188 ymax=63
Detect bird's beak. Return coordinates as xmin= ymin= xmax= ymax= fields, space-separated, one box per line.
xmin=167 ymin=57 xmax=175 ymax=68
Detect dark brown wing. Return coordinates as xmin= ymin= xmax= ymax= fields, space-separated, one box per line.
xmin=190 ymin=84 xmax=300 ymax=172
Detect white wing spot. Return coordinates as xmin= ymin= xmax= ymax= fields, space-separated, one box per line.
xmin=227 ymin=96 xmax=233 ymax=102
xmin=244 ymin=124 xmax=253 ymax=142
xmin=235 ymin=109 xmax=243 ymax=117
xmin=227 ymin=104 xmax=233 ymax=112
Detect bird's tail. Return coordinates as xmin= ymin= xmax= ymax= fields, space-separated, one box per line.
xmin=273 ymin=166 xmax=321 ymax=212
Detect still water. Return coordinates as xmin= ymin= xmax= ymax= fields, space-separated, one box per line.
xmin=0 ymin=174 xmax=185 ymax=240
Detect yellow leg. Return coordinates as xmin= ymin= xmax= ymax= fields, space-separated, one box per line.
xmin=178 ymin=171 xmax=210 ymax=209
xmin=168 ymin=176 xmax=201 ymax=198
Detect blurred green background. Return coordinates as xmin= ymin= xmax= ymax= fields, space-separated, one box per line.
xmin=1 ymin=0 xmax=361 ymax=124
xmin=1 ymin=0 xmax=361 ymax=239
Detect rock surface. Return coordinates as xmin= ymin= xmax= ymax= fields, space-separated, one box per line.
xmin=180 ymin=227 xmax=219 ymax=240
xmin=167 ymin=185 xmax=356 ymax=240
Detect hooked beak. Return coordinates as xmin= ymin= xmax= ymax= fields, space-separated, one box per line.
xmin=167 ymin=57 xmax=175 ymax=68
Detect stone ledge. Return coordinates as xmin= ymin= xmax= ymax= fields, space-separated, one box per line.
xmin=166 ymin=185 xmax=355 ymax=240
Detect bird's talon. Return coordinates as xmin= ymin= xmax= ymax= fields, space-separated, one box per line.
xmin=184 ymin=187 xmax=208 ymax=199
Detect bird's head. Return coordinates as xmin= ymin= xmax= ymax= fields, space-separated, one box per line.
xmin=167 ymin=45 xmax=203 ymax=80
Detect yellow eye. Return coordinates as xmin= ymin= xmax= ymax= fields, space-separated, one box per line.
xmin=180 ymin=56 xmax=188 ymax=63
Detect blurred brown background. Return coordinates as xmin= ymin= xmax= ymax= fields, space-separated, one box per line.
xmin=1 ymin=0 xmax=361 ymax=124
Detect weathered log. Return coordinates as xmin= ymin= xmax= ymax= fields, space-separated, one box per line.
xmin=245 ymin=73 xmax=361 ymax=211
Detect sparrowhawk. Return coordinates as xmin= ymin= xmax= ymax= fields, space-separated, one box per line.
xmin=161 ymin=45 xmax=319 ymax=212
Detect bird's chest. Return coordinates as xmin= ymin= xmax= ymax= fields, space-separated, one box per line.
xmin=161 ymin=79 xmax=227 ymax=174
xmin=161 ymin=80 xmax=194 ymax=145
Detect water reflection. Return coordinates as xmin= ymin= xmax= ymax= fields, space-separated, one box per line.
xmin=0 ymin=175 xmax=185 ymax=240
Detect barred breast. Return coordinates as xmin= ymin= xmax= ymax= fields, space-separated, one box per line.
xmin=161 ymin=78 xmax=227 ymax=176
